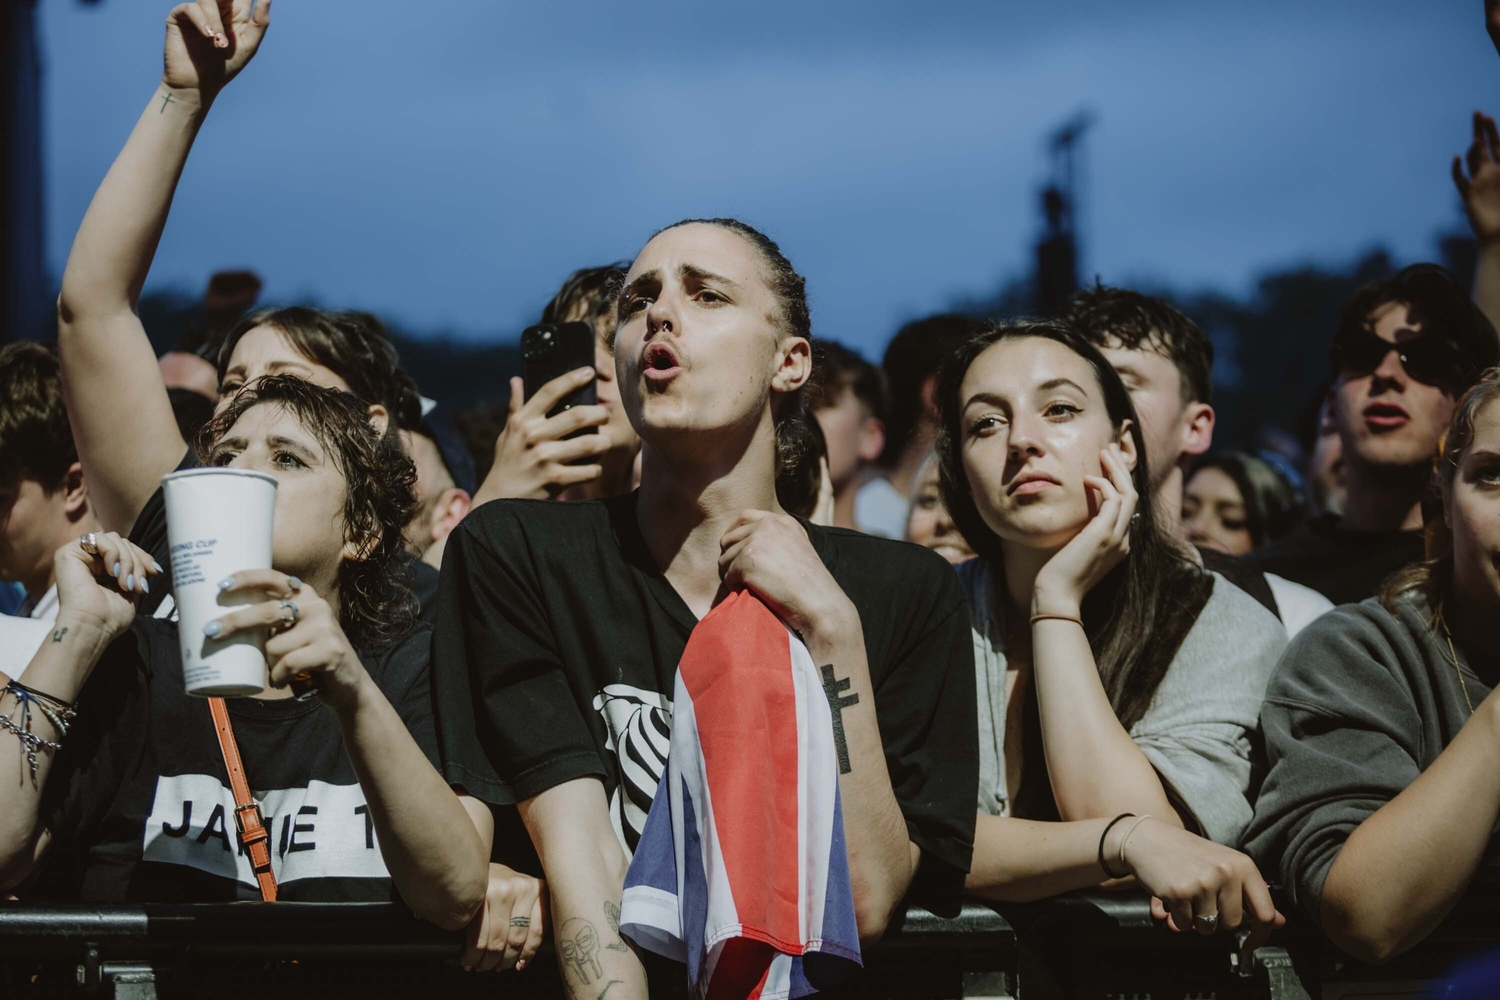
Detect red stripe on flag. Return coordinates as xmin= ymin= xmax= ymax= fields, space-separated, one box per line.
xmin=678 ymin=590 xmax=804 ymax=954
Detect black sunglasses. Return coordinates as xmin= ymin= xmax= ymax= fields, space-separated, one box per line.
xmin=1331 ymin=325 xmax=1472 ymax=390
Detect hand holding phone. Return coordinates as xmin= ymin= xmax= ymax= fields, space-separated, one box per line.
xmin=523 ymin=323 xmax=598 ymax=428
xmin=470 ymin=326 xmax=612 ymax=505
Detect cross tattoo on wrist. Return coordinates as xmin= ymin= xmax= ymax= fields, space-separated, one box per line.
xmin=158 ymin=91 xmax=174 ymax=113
xmin=820 ymin=664 xmax=859 ymax=774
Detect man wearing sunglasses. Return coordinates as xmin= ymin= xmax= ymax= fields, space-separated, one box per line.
xmin=1247 ymin=265 xmax=1499 ymax=605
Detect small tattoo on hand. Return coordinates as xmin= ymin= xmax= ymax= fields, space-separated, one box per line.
xmin=51 ymin=627 xmax=68 ymax=644
xmin=509 ymin=916 xmax=530 ymax=928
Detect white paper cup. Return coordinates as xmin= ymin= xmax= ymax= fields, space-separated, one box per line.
xmin=162 ymin=468 xmax=278 ymax=698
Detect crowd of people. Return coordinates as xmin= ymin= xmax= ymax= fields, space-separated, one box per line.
xmin=5 ymin=1 xmax=1500 ymax=995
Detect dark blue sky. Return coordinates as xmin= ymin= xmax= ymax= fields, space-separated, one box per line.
xmin=38 ymin=1 xmax=1496 ymax=356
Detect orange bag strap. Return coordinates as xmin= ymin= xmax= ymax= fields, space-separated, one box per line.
xmin=207 ymin=697 xmax=277 ymax=901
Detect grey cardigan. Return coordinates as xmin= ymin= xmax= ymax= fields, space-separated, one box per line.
xmin=959 ymin=558 xmax=1286 ymax=846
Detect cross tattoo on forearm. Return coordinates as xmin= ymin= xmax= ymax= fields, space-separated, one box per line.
xmin=158 ymin=91 xmax=174 ymax=113
xmin=820 ymin=664 xmax=859 ymax=774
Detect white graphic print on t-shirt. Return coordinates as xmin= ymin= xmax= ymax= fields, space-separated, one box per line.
xmin=142 ymin=774 xmax=389 ymax=886
xmin=591 ymin=684 xmax=672 ymax=857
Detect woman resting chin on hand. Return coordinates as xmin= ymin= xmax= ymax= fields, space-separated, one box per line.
xmin=937 ymin=320 xmax=1286 ymax=949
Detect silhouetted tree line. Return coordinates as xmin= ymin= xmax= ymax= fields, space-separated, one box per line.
xmin=959 ymin=225 xmax=1478 ymax=460
xmin=31 ymin=226 xmax=1475 ymax=456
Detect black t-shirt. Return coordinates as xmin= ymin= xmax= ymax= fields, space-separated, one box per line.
xmin=128 ymin=450 xmax=437 ymax=624
xmin=431 ymin=493 xmax=978 ymax=907
xmin=127 ymin=450 xmax=200 ymax=618
xmin=1243 ymin=513 xmax=1425 ymax=606
xmin=31 ymin=618 xmax=438 ymax=903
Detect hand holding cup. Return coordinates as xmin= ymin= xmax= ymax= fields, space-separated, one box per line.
xmin=206 ymin=571 xmax=370 ymax=712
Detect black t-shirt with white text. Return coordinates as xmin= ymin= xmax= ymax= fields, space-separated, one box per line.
xmin=31 ymin=617 xmax=438 ymax=903
xmin=127 ymin=450 xmax=439 ymax=624
xmin=430 ymin=493 xmax=978 ymax=908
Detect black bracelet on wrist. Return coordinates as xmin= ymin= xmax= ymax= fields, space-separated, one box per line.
xmin=1098 ymin=812 xmax=1134 ymax=880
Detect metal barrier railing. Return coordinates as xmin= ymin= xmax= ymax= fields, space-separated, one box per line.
xmin=2 ymin=890 xmax=1496 ymax=999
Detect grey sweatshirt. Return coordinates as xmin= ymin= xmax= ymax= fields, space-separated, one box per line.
xmin=958 ymin=559 xmax=1287 ymax=846
xmin=1242 ymin=593 xmax=1497 ymax=920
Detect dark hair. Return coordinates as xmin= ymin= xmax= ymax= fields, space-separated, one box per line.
xmin=1335 ymin=264 xmax=1500 ymax=392
xmin=196 ymin=375 xmax=419 ymax=650
xmin=936 ymin=319 xmax=1212 ymax=740
xmin=809 ymin=340 xmax=889 ymax=423
xmin=1186 ymin=452 xmax=1302 ymax=549
xmin=0 ymin=342 xmax=76 ymax=491
xmin=648 ymin=218 xmax=818 ymax=485
xmin=879 ymin=314 xmax=985 ymax=467
xmin=543 ymin=263 xmax=630 ymax=343
xmin=167 ymin=387 xmax=216 ymax=446
xmin=1382 ymin=369 xmax=1500 ymax=615
xmin=217 ymin=307 xmax=425 ymax=435
xmin=1062 ymin=284 xmax=1214 ymax=405
xmin=776 ymin=409 xmax=828 ymax=519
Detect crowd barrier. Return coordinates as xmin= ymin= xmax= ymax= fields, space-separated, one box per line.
xmin=3 ymin=889 xmax=1497 ymax=999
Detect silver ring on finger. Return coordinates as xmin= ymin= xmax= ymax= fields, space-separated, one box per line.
xmin=1193 ymin=911 xmax=1219 ymax=933
xmin=276 ymin=599 xmax=300 ymax=632
xmin=80 ymin=532 xmax=100 ymax=556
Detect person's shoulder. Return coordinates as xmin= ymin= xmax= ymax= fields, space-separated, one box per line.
xmin=362 ymin=621 xmax=433 ymax=690
xmin=811 ymin=525 xmax=966 ymax=612
xmin=1176 ymin=569 xmax=1287 ymax=677
xmin=1242 ymin=517 xmax=1326 ymax=566
xmin=456 ymin=496 xmax=616 ymax=552
xmin=1266 ymin=573 xmax=1335 ymax=617
xmin=814 ymin=524 xmax=960 ymax=581
xmin=1203 ymin=569 xmax=1284 ymax=632
xmin=1199 ymin=547 xmax=1279 ymax=618
xmin=130 ymin=615 xmax=179 ymax=666
xmin=1267 ymin=596 xmax=1419 ymax=708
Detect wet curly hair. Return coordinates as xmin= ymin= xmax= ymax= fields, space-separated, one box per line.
xmin=196 ymin=375 xmax=419 ymax=650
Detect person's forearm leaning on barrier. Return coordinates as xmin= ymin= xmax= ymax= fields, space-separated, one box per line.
xmin=1320 ymin=686 xmax=1500 ymax=964
xmin=519 ymin=778 xmax=647 ymax=1000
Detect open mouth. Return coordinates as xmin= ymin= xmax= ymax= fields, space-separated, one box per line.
xmin=1363 ymin=401 xmax=1410 ymax=431
xmin=642 ymin=342 xmax=682 ymax=382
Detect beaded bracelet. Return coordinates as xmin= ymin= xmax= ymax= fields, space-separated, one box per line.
xmin=1 ymin=680 xmax=74 ymax=781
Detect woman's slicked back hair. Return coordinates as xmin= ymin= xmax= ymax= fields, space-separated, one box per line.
xmin=646 ymin=218 xmax=819 ymax=487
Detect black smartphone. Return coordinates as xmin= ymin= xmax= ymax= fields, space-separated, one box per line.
xmin=521 ymin=322 xmax=597 ymax=433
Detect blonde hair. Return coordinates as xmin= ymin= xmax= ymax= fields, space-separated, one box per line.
xmin=1380 ymin=368 xmax=1500 ymax=617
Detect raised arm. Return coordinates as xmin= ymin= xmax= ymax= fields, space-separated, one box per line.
xmin=518 ymin=778 xmax=648 ymax=1000
xmin=56 ymin=1 xmax=272 ymax=532
xmin=1453 ymin=112 xmax=1500 ymax=339
xmin=0 ymin=534 xmax=157 ymax=890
